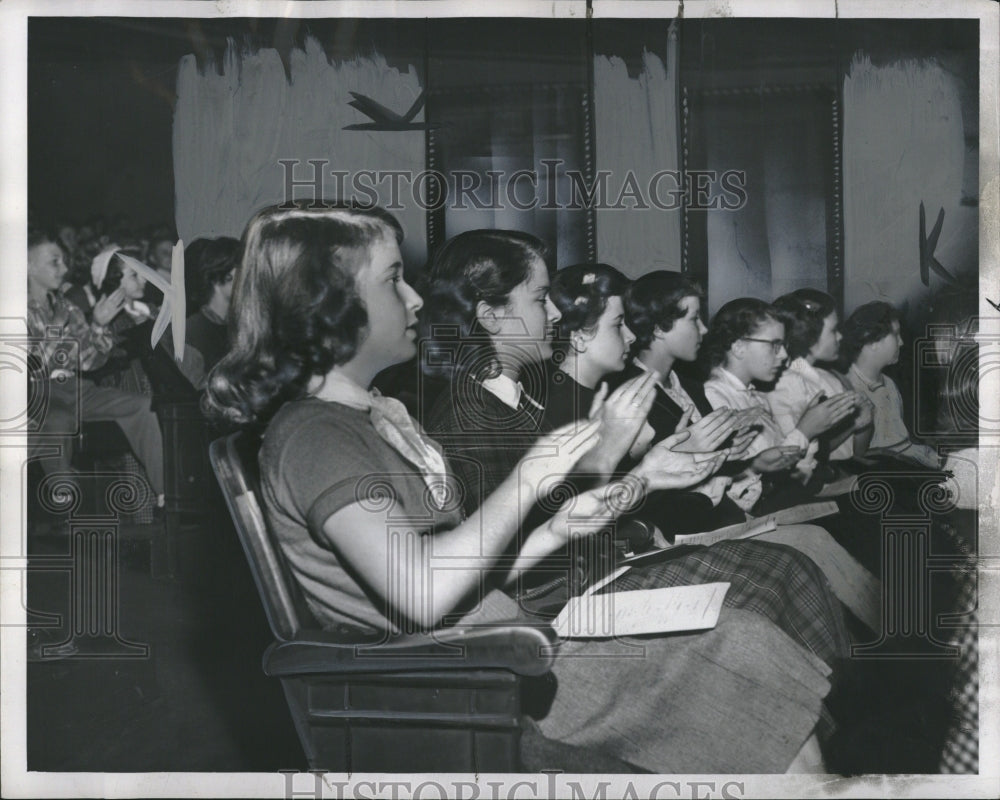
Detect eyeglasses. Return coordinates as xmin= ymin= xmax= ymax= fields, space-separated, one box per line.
xmin=742 ymin=337 xmax=786 ymax=354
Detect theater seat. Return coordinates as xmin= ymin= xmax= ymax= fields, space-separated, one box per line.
xmin=209 ymin=431 xmax=564 ymax=772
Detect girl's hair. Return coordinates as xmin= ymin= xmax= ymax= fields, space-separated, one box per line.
xmin=839 ymin=301 xmax=902 ymax=366
xmin=97 ymin=241 xmax=146 ymax=296
xmin=623 ymin=270 xmax=704 ymax=352
xmin=772 ymin=288 xmax=837 ymax=361
xmin=145 ymin=226 xmax=176 ymax=251
xmin=185 ymin=236 xmax=242 ymax=309
xmin=418 ymin=229 xmax=549 ymax=380
xmin=549 ymin=263 xmax=630 ymax=346
xmin=204 ymin=200 xmax=403 ymax=426
xmin=701 ymin=298 xmax=779 ymax=368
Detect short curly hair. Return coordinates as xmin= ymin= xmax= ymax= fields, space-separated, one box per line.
xmin=184 ymin=237 xmax=241 ymax=309
xmin=623 ymin=271 xmax=704 ymax=352
xmin=701 ymin=298 xmax=779 ymax=368
xmin=549 ymin=263 xmax=630 ymax=345
xmin=839 ymin=301 xmax=901 ymax=366
xmin=204 ymin=200 xmax=403 ymax=426
xmin=772 ymin=289 xmax=837 ymax=361
xmin=418 ymin=229 xmax=549 ymax=381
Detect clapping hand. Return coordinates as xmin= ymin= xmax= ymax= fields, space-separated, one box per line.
xmin=796 ymin=391 xmax=858 ymax=439
xmin=632 ymin=430 xmax=729 ymax=492
xmin=517 ymin=420 xmax=602 ymax=504
xmin=669 ymin=406 xmax=737 ymax=453
xmin=583 ymin=372 xmax=657 ymax=472
xmin=852 ymin=393 xmax=875 ymax=431
xmin=92 ymin=287 xmax=127 ymax=326
xmin=751 ymin=445 xmax=804 ymax=473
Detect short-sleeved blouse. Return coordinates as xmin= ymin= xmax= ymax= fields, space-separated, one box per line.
xmin=260 ymin=397 xmax=463 ymax=633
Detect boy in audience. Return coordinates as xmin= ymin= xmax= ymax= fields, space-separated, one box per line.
xmin=26 ymin=229 xmax=165 ymax=509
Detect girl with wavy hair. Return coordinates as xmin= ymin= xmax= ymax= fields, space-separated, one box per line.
xmin=769 ymin=289 xmax=875 ymax=466
xmin=207 ymin=207 xmax=837 ymax=774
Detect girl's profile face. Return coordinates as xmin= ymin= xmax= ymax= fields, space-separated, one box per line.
xmin=659 ymin=295 xmax=707 ymax=363
xmin=150 ymin=240 xmax=174 ymax=272
xmin=870 ymin=320 xmax=903 ymax=368
xmin=810 ymin=311 xmax=841 ymax=363
xmin=741 ymin=318 xmax=788 ymax=383
xmin=492 ymin=255 xmax=561 ymax=365
xmin=353 ymin=233 xmax=423 ymax=373
xmin=578 ymin=295 xmax=636 ymax=378
xmin=121 ymin=266 xmax=146 ymax=300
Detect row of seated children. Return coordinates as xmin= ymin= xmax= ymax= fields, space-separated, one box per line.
xmin=205 ymin=202 xmax=977 ymax=773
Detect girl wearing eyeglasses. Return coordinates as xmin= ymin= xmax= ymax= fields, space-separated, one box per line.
xmin=701 ymin=298 xmax=860 ymax=490
xmin=542 ymin=263 xmax=870 ymax=650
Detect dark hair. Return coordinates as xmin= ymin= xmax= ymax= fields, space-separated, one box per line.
xmin=184 ymin=237 xmax=241 ymax=309
xmin=28 ymin=227 xmax=61 ymax=252
xmin=550 ymin=263 xmax=630 ymax=345
xmin=418 ymin=229 xmax=549 ymax=380
xmin=204 ymin=200 xmax=403 ymax=426
xmin=623 ymin=270 xmax=704 ymax=352
xmin=840 ymin=301 xmax=902 ymax=366
xmin=98 ymin=241 xmax=146 ymax=296
xmin=772 ymin=289 xmax=837 ymax=361
xmin=146 ymin=226 xmax=176 ymax=248
xmin=701 ymin=298 xmax=779 ymax=368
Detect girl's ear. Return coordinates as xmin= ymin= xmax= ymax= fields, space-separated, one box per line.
xmin=475 ymin=300 xmax=502 ymax=335
xmin=570 ymin=332 xmax=587 ymax=354
xmin=730 ymin=338 xmax=747 ymax=360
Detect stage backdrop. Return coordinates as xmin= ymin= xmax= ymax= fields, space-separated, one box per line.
xmin=594 ymin=47 xmax=682 ymax=279
xmin=173 ymin=36 xmax=427 ymax=266
xmin=842 ymin=54 xmax=977 ymax=315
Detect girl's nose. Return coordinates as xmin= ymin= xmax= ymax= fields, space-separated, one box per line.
xmin=403 ymin=279 xmax=423 ymax=313
xmin=545 ymin=296 xmax=562 ymax=324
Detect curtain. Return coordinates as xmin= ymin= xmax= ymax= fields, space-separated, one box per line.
xmin=173 ymin=36 xmax=427 ymax=264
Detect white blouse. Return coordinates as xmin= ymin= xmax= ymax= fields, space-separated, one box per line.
xmin=768 ymin=357 xmax=854 ymax=461
xmin=704 ymin=367 xmax=818 ymax=507
xmin=845 ymin=366 xmax=941 ymax=469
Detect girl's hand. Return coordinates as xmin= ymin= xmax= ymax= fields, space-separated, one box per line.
xmin=92 ymin=287 xmax=126 ymax=326
xmin=670 ymin=406 xmax=738 ymax=453
xmin=543 ymin=480 xmax=637 ymax=543
xmin=853 ymin=393 xmax=875 ymax=431
xmin=585 ymin=373 xmax=657 ymax=470
xmin=517 ymin=420 xmax=601 ymax=501
xmin=751 ymin=446 xmax=804 ymax=473
xmin=632 ymin=430 xmax=729 ymax=491
xmin=796 ymin=391 xmax=857 ymax=439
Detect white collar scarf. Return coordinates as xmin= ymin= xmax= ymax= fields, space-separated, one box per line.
xmin=315 ymin=371 xmax=451 ymax=510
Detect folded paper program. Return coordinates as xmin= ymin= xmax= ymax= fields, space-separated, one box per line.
xmin=553 ymin=582 xmax=730 ymax=639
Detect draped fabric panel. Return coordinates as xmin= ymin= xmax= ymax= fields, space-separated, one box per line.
xmin=842 ymin=55 xmax=970 ymax=314
xmin=173 ymin=37 xmax=427 ymax=264
xmin=593 ymin=49 xmax=682 ymax=278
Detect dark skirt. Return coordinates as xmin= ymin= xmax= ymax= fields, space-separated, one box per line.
xmin=605 ymin=538 xmax=851 ymax=667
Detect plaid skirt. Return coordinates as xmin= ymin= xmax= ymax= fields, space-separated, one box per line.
xmin=605 ymin=539 xmax=851 ymax=667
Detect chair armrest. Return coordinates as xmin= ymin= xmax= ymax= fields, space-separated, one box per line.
xmin=263 ymin=622 xmax=558 ymax=678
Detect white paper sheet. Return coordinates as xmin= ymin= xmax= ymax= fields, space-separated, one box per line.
xmin=553 ymin=582 xmax=730 ymax=639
